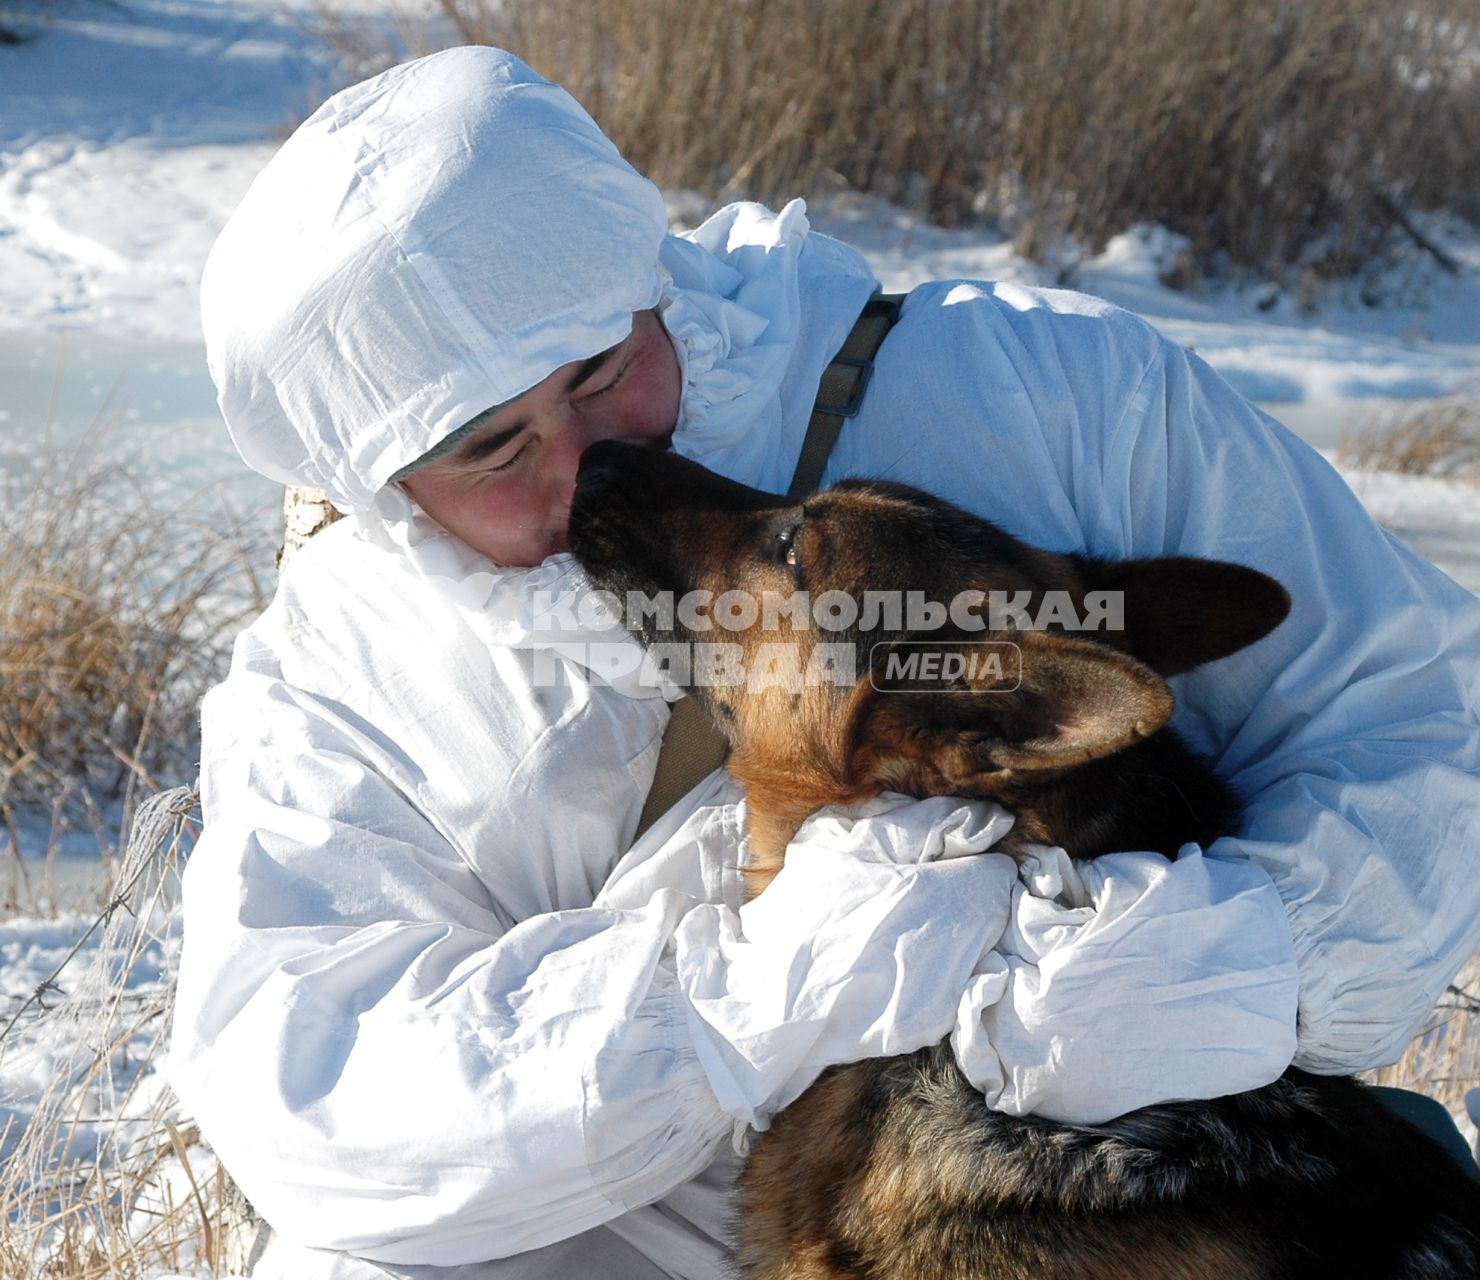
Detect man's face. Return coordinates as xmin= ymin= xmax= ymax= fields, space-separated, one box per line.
xmin=400 ymin=308 xmax=682 ymax=567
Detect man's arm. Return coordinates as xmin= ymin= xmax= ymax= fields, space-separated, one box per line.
xmin=171 ymin=528 xmax=1018 ymax=1263
xmin=172 ymin=652 xmax=734 ymax=1263
xmin=1104 ymin=333 xmax=1480 ymax=1070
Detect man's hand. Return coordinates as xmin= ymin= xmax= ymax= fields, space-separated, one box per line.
xmin=673 ymin=793 xmax=1020 ymax=1126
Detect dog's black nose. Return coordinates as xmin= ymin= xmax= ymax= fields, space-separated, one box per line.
xmin=576 ymin=440 xmax=638 ymax=493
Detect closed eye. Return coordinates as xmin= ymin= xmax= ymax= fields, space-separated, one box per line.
xmin=585 ymin=363 xmax=628 ymax=399
xmin=486 ymin=443 xmax=527 ymax=473
xmin=577 ymin=347 xmax=633 ymax=403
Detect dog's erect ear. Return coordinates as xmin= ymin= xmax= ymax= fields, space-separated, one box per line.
xmin=1082 ymin=557 xmax=1291 ymax=677
xmin=854 ymin=632 xmax=1174 ymax=789
xmin=982 ymin=632 xmax=1175 ymax=771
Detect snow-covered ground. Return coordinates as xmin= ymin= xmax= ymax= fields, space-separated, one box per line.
xmin=1 ymin=1 xmax=1478 ymax=1273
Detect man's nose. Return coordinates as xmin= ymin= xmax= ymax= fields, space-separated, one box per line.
xmin=545 ymin=417 xmax=607 ymax=510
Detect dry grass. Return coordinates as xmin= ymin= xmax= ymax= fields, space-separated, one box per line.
xmin=0 ymin=788 xmax=261 ymax=1280
xmin=330 ymin=0 xmax=1480 ymax=279
xmin=1375 ymin=949 xmax=1480 ymax=1149
xmin=0 ymin=432 xmax=267 ymax=887
xmin=0 ymin=427 xmax=268 ymax=1273
xmin=1337 ymin=391 xmax=1480 ymax=481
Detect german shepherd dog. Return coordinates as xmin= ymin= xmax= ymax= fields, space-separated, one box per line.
xmin=568 ymin=441 xmax=1480 ymax=1280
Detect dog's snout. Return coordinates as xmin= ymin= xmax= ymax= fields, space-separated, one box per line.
xmin=576 ymin=442 xmax=792 ymax=517
xmin=575 ymin=440 xmax=633 ymax=494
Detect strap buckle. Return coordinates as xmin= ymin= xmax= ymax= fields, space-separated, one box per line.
xmin=813 ymin=354 xmax=874 ymax=419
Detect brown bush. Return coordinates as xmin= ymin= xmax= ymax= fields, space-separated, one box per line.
xmin=1338 ymin=391 xmax=1480 ymax=480
xmin=0 ymin=436 xmax=265 ymax=840
xmin=364 ymin=0 xmax=1480 ymax=278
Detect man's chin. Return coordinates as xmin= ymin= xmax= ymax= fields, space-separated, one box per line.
xmin=467 ymin=540 xmax=558 ymax=569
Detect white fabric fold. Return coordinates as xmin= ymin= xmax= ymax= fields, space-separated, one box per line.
xmin=951 ymin=848 xmax=1300 ymax=1124
xmin=660 ymin=201 xmax=877 ymax=495
xmin=670 ymin=794 xmax=1019 ymax=1127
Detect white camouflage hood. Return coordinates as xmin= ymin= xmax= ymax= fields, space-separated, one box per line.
xmin=201 ymin=47 xmax=669 ymax=512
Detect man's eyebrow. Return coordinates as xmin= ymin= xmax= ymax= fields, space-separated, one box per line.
xmin=450 ymin=340 xmax=625 ymax=466
xmin=564 ymin=339 xmax=624 ymax=393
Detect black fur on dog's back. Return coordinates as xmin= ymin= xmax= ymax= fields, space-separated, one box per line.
xmin=568 ymin=443 xmax=1480 ymax=1280
xmin=740 ymin=1047 xmax=1480 ymax=1279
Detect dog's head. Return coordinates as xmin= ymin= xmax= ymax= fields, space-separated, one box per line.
xmin=570 ymin=443 xmax=1288 ymax=885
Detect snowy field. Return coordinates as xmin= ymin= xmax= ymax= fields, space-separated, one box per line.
xmin=1 ymin=0 xmax=1478 ymax=1274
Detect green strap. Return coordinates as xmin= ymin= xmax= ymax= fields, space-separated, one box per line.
xmin=632 ymin=292 xmax=905 ymax=841
xmin=787 ymin=293 xmax=904 ymax=499
xmin=632 ymin=695 xmax=733 ymax=841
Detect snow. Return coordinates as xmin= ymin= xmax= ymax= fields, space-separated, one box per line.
xmin=1341 ymin=466 xmax=1480 ymax=591
xmin=0 ymin=0 xmax=339 ymax=340
xmin=1 ymin=1 xmax=1477 ymax=1273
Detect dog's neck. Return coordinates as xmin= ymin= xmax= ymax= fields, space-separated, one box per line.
xmin=733 ymin=730 xmax=1240 ymax=899
xmin=728 ymin=751 xmax=876 ymax=898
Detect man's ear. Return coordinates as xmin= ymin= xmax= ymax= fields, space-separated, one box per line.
xmin=1081 ymin=556 xmax=1291 ymax=676
xmin=849 ymin=632 xmax=1174 ymax=790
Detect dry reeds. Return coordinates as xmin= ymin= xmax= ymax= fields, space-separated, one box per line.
xmin=1375 ymin=948 xmax=1480 ymax=1151
xmin=0 ymin=788 xmax=262 ymax=1279
xmin=0 ymin=429 xmax=268 ymax=1272
xmin=341 ymin=0 xmax=1480 ymax=279
xmin=1338 ymin=391 xmax=1480 ymax=481
xmin=0 ymin=433 xmax=266 ymax=866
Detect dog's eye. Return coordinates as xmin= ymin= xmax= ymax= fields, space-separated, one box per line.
xmin=776 ymin=523 xmax=800 ymax=568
